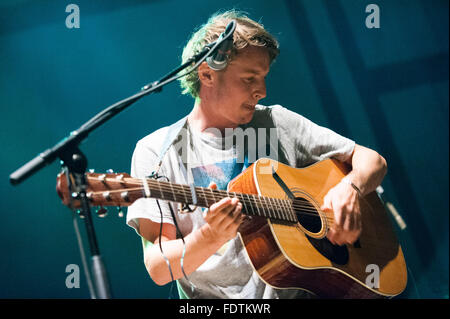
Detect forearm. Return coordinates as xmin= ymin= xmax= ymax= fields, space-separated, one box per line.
xmin=345 ymin=144 xmax=387 ymax=196
xmin=144 ymin=225 xmax=225 ymax=286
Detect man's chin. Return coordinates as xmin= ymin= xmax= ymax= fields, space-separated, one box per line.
xmin=239 ymin=110 xmax=255 ymax=125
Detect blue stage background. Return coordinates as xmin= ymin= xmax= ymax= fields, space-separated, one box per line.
xmin=0 ymin=0 xmax=448 ymax=298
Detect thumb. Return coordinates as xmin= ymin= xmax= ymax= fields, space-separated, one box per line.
xmin=208 ymin=181 xmax=218 ymax=190
xmin=321 ymin=194 xmax=333 ymax=212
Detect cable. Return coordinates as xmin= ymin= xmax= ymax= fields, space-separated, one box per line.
xmin=149 ymin=172 xmax=197 ymax=297
xmin=155 ymin=203 xmax=173 ymax=280
xmin=167 ymin=199 xmax=197 ymax=293
xmin=64 ymin=167 xmax=97 ymax=299
xmin=72 ymin=211 xmax=97 ymax=299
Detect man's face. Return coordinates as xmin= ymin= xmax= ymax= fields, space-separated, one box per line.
xmin=209 ymin=45 xmax=271 ymax=127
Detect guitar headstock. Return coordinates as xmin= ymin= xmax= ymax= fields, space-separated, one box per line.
xmin=56 ymin=171 xmax=140 ymax=209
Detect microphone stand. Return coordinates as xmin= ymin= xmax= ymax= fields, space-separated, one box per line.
xmin=8 ymin=22 xmax=234 ymax=298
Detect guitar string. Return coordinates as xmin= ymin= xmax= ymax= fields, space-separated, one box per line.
xmin=89 ymin=187 xmax=325 ymax=216
xmin=127 ymin=177 xmax=324 ymax=211
xmin=89 ymin=178 xmax=331 ymax=218
xmin=87 ymin=180 xmax=335 ymax=223
xmin=88 ymin=188 xmax=335 ymax=227
xmin=87 ymin=189 xmax=335 ymax=227
xmin=89 ymin=180 xmax=325 ymax=216
xmin=140 ymin=178 xmax=327 ymax=213
xmin=88 ymin=184 xmax=325 ymax=216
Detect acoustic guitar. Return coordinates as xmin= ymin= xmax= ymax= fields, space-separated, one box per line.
xmin=56 ymin=157 xmax=407 ymax=298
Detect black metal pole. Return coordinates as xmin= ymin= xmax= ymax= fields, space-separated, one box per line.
xmin=61 ymin=149 xmax=112 ymax=299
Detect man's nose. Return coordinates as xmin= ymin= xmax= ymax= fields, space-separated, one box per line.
xmin=253 ymin=81 xmax=266 ymax=101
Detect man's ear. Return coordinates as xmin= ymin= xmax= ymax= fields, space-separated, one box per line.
xmin=197 ymin=62 xmax=215 ymax=88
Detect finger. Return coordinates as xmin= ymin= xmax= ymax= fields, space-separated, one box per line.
xmin=332 ymin=203 xmax=344 ymax=229
xmin=209 ymin=197 xmax=232 ymax=213
xmin=327 ymin=227 xmax=338 ymax=245
xmin=321 ymin=195 xmax=333 ymax=212
xmin=342 ymin=228 xmax=361 ymax=245
xmin=233 ymin=202 xmax=243 ymax=218
xmin=342 ymin=210 xmax=354 ymax=232
xmin=327 ymin=230 xmax=335 ymax=244
xmin=327 ymin=226 xmax=347 ymax=246
xmin=222 ymin=198 xmax=240 ymax=217
xmin=348 ymin=208 xmax=362 ymax=233
xmin=208 ymin=197 xmax=238 ymax=221
xmin=212 ymin=201 xmax=241 ymax=232
xmin=229 ymin=202 xmax=243 ymax=223
xmin=322 ymin=195 xmax=345 ymax=229
xmin=224 ymin=203 xmax=244 ymax=230
xmin=221 ymin=197 xmax=239 ymax=212
xmin=206 ymin=198 xmax=230 ymax=220
xmin=208 ymin=182 xmax=218 ymax=190
xmin=332 ymin=233 xmax=346 ymax=246
xmin=357 ymin=215 xmax=362 ymax=232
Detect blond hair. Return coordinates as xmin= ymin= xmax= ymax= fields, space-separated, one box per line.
xmin=179 ymin=10 xmax=280 ymax=99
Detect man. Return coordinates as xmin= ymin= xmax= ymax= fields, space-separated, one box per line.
xmin=126 ymin=10 xmax=387 ymax=298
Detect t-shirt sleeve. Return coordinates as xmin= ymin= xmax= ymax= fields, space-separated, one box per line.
xmin=270 ymin=105 xmax=355 ymax=166
xmin=126 ymin=139 xmax=175 ymax=237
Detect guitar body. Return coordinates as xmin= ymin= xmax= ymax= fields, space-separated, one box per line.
xmin=228 ymin=158 xmax=407 ymax=298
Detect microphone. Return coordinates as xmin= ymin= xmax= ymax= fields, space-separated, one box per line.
xmin=206 ymin=20 xmax=236 ymax=71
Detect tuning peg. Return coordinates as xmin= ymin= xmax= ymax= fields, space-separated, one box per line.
xmin=117 ymin=206 xmax=124 ymax=218
xmin=107 ymin=169 xmax=114 ymax=174
xmin=95 ymin=206 xmax=108 ymax=218
xmin=88 ymin=168 xmax=95 ymax=173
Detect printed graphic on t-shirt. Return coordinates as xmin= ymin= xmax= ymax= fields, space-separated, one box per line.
xmin=190 ymin=158 xmax=249 ymax=256
xmin=191 ymin=158 xmax=249 ymax=190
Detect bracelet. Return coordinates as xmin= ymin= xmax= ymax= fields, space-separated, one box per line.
xmin=341 ymin=176 xmax=363 ymax=197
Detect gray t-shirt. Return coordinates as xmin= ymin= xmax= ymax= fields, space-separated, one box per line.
xmin=126 ymin=104 xmax=355 ymax=299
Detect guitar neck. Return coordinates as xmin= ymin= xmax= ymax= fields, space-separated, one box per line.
xmin=84 ymin=174 xmax=298 ymax=223
xmin=136 ymin=178 xmax=297 ymax=223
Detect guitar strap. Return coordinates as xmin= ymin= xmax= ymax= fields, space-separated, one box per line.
xmin=151 ymin=115 xmax=198 ymax=292
xmin=152 ymin=114 xmax=198 ymax=207
xmin=153 ymin=115 xmax=189 ymax=176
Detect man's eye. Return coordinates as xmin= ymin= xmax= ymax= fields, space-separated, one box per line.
xmin=244 ymin=77 xmax=254 ymax=83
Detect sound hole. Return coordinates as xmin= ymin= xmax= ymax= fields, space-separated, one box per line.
xmin=293 ymin=197 xmax=322 ymax=234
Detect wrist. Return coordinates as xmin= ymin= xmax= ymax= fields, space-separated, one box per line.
xmin=341 ymin=176 xmax=363 ymax=196
xmin=198 ymin=224 xmax=227 ymax=247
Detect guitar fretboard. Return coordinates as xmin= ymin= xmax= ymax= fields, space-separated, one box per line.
xmin=140 ymin=178 xmax=298 ymax=223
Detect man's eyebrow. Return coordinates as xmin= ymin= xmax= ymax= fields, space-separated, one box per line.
xmin=240 ymin=68 xmax=269 ymax=76
xmin=241 ymin=68 xmax=259 ymax=74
